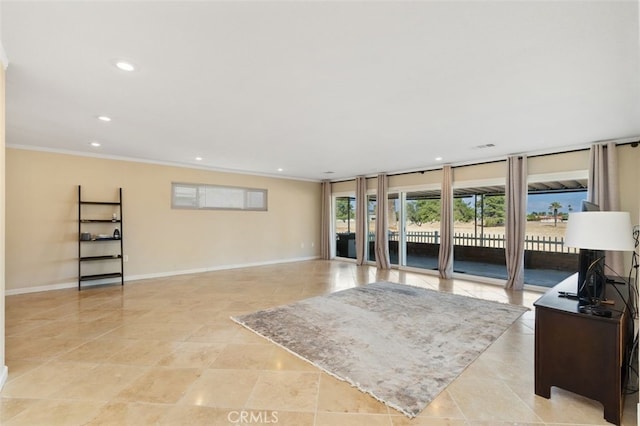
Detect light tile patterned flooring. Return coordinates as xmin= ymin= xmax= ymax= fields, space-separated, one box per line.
xmin=1 ymin=260 xmax=637 ymax=425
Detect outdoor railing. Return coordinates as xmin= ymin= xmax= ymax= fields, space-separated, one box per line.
xmin=368 ymin=231 xmax=577 ymax=254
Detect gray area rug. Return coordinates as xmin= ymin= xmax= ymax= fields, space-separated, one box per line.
xmin=231 ymin=281 xmax=528 ymax=417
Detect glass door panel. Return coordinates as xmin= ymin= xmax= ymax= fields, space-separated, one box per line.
xmin=367 ymin=195 xmax=376 ymax=262
xmin=524 ymin=189 xmax=584 ymax=287
xmin=366 ymin=193 xmax=400 ymax=265
xmin=335 ymin=196 xmax=356 ymax=259
xmin=452 ymin=190 xmax=507 ymax=280
xmin=388 ymin=193 xmax=401 ymax=266
xmin=404 ymin=191 xmax=440 ymax=270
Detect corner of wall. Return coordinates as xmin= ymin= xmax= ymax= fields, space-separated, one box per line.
xmin=0 ymin=41 xmax=7 ymax=70
xmin=0 ymin=0 xmax=8 ymax=385
xmin=0 ymin=47 xmax=7 ymax=390
xmin=0 ymin=366 xmax=7 ymax=389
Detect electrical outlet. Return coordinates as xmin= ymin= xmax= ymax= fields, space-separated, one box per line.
xmin=123 ymin=255 xmax=129 ymax=262
xmin=300 ymin=242 xmax=305 ymax=248
xmin=311 ymin=242 xmax=315 ymax=247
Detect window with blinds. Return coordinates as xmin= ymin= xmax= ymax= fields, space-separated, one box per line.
xmin=172 ymin=182 xmax=268 ymax=211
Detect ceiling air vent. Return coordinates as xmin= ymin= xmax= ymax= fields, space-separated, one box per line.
xmin=473 ymin=143 xmax=496 ymax=149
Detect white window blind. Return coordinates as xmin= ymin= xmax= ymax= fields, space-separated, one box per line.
xmin=172 ymin=183 xmax=268 ymax=211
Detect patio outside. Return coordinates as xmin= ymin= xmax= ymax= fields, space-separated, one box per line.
xmin=336 ymin=192 xmax=582 ymax=288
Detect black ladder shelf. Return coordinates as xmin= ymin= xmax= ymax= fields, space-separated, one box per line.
xmin=78 ymin=186 xmax=124 ymax=290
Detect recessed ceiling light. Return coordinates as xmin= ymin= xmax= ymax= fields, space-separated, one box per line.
xmin=277 ymin=168 xmax=284 ymax=172
xmin=435 ymin=156 xmax=443 ymax=161
xmin=195 ymin=157 xmax=203 ymax=161
xmin=90 ymin=141 xmax=101 ymax=147
xmin=97 ymin=115 xmax=111 ymax=122
xmin=115 ymin=61 xmax=135 ymax=72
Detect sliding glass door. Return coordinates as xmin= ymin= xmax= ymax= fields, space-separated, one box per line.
xmin=333 ymin=177 xmax=586 ymax=288
xmin=367 ymin=195 xmax=377 ymax=262
xmin=452 ymin=188 xmax=507 ymax=280
xmin=365 ymin=193 xmax=401 ymax=265
xmin=388 ymin=193 xmax=401 ymax=266
xmin=404 ymin=191 xmax=440 ymax=271
xmin=335 ymin=196 xmax=356 ymax=259
xmin=524 ymin=186 xmax=585 ymax=287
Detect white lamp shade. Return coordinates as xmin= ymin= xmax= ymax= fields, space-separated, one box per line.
xmin=564 ymin=211 xmax=635 ymax=251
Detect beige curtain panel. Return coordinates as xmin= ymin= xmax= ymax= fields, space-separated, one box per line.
xmin=588 ymin=142 xmax=624 ymax=275
xmin=438 ymin=165 xmax=454 ymax=279
xmin=505 ymin=155 xmax=527 ymax=290
xmin=375 ymin=173 xmax=391 ymax=269
xmin=355 ymin=176 xmax=367 ymax=265
xmin=320 ymin=180 xmax=332 ymax=260
xmin=589 ymin=142 xmax=620 ymax=211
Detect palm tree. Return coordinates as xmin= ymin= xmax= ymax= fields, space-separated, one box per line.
xmin=549 ymin=201 xmax=562 ymax=227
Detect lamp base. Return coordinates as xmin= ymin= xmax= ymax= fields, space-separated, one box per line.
xmin=577 ymin=262 xmax=606 ymax=303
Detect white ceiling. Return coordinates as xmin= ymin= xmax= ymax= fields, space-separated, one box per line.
xmin=2 ymin=1 xmax=639 ymax=181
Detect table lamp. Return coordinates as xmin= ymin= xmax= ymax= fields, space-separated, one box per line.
xmin=564 ymin=211 xmax=634 ymax=305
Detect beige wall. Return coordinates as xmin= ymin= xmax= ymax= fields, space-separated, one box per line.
xmin=0 ymin=60 xmax=6 ymax=386
xmin=614 ymin=144 xmax=640 ymax=274
xmin=331 ymin=180 xmax=354 ymax=194
xmin=330 ymin=149 xmax=640 ymax=208
xmin=617 ymin=144 xmax=640 ymax=275
xmin=327 ymin=147 xmax=640 ymax=270
xmin=389 ymin=169 xmax=442 ymax=189
xmin=6 ymin=149 xmax=321 ymax=292
xmin=528 ymin=150 xmax=589 ymax=176
xmin=8 ymin=144 xmax=636 ymax=294
xmin=331 ymin=150 xmax=591 ymax=195
xmin=452 ymin=160 xmax=506 ymax=184
xmin=617 ymin=144 xmax=640 ymax=220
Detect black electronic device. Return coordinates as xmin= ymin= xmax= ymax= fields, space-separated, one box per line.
xmin=558 ymin=291 xmax=579 ymax=300
xmin=578 ymin=305 xmax=613 ymax=317
xmin=577 ymin=201 xmax=605 ymax=302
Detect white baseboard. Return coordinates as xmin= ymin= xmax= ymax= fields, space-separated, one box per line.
xmin=5 ymin=256 xmax=320 ymax=296
xmin=5 ymin=280 xmax=86 ymax=295
xmin=0 ymin=365 xmax=8 ymax=390
xmin=124 ymin=255 xmax=319 ymax=282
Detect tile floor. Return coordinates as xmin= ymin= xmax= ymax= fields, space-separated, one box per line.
xmin=1 ymin=260 xmax=637 ymax=425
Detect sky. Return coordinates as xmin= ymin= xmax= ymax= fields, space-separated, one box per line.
xmin=527 ymin=191 xmax=588 ymax=214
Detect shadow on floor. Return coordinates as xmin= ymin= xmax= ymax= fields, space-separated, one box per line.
xmin=387 ymin=254 xmax=573 ymax=288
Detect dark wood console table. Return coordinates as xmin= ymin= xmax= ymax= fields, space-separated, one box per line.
xmin=534 ymin=273 xmax=632 ymax=425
